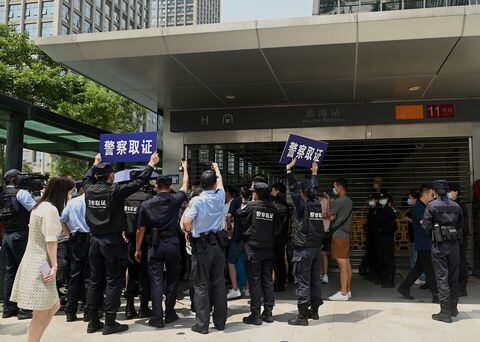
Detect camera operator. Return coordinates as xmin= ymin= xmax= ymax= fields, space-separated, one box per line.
xmin=0 ymin=169 xmax=37 ymax=320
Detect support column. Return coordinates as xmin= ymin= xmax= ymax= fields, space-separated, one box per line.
xmin=5 ymin=117 xmax=24 ymax=172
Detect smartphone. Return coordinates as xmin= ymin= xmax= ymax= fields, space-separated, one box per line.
xmin=39 ymin=261 xmax=51 ymax=277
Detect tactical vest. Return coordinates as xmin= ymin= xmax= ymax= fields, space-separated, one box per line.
xmin=292 ymin=202 xmax=324 ymax=248
xmin=85 ymin=182 xmax=121 ymax=235
xmin=0 ymin=187 xmax=30 ymax=232
xmin=243 ymin=201 xmax=277 ymax=249
xmin=124 ymin=191 xmax=153 ymax=237
xmin=273 ymin=202 xmax=289 ymax=242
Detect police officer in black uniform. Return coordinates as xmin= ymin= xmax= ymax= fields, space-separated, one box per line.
xmin=84 ymin=152 xmax=158 ymax=335
xmin=285 ymin=159 xmax=324 ymax=326
xmin=237 ymin=182 xmax=281 ymax=325
xmin=422 ymin=180 xmax=464 ymax=323
xmin=135 ymin=160 xmax=189 ymax=328
xmin=0 ymin=169 xmax=35 ymax=320
xmin=271 ymin=183 xmax=289 ymax=292
xmin=376 ymin=193 xmax=397 ymax=288
xmin=360 ymin=193 xmax=379 ymax=280
xmin=123 ymin=172 xmax=155 ymax=320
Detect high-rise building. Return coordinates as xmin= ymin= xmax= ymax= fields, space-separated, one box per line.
xmin=150 ymin=0 xmax=219 ymax=28
xmin=0 ymin=0 xmax=150 ymax=38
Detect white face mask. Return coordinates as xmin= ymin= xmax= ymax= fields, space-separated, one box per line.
xmin=373 ymin=184 xmax=380 ymax=190
xmin=407 ymin=198 xmax=414 ymax=206
xmin=447 ymin=192 xmax=454 ymax=200
xmin=379 ymin=199 xmax=388 ymax=206
xmin=332 ymin=188 xmax=338 ymax=196
xmin=368 ymin=200 xmax=376 ymax=207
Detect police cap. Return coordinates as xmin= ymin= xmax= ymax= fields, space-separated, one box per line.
xmin=433 ymin=180 xmax=449 ymax=192
xmin=156 ymin=175 xmax=172 ymax=186
xmin=253 ymin=182 xmax=270 ymax=193
xmin=4 ymin=169 xmax=20 ymax=181
xmin=200 ymin=170 xmax=217 ymax=188
xmin=94 ymin=163 xmax=114 ymax=178
xmin=448 ymin=182 xmax=460 ymax=192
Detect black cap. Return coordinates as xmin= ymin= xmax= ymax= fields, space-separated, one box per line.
xmin=253 ymin=182 xmax=270 ymax=192
xmin=433 ymin=180 xmax=449 ymax=191
xmin=156 ymin=175 xmax=172 ymax=186
xmin=300 ymin=180 xmax=312 ymax=191
xmin=368 ymin=193 xmax=379 ymax=200
xmin=448 ymin=182 xmax=460 ymax=192
xmin=4 ymin=169 xmax=20 ymax=181
xmin=94 ymin=163 xmax=114 ymax=177
xmin=200 ymin=170 xmax=217 ymax=187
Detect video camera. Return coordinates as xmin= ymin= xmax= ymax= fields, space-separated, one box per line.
xmin=15 ymin=173 xmax=49 ymax=192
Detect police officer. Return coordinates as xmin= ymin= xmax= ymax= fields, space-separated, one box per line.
xmin=182 ymin=163 xmax=227 ymax=334
xmin=60 ymin=184 xmax=92 ymax=322
xmin=123 ymin=172 xmax=155 ymax=320
xmin=84 ymin=152 xmax=158 ymax=335
xmin=271 ymin=183 xmax=289 ymax=292
xmin=422 ymin=180 xmax=464 ymax=323
xmin=135 ymin=160 xmax=189 ymax=328
xmin=0 ymin=169 xmax=35 ymax=320
xmin=360 ymin=193 xmax=379 ymax=280
xmin=237 ymin=182 xmax=281 ymax=325
xmin=447 ymin=183 xmax=469 ymax=297
xmin=376 ymin=193 xmax=397 ymax=288
xmin=285 ymin=159 xmax=324 ymax=326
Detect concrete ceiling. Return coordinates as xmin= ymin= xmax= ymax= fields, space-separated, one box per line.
xmin=36 ymin=6 xmax=480 ymax=112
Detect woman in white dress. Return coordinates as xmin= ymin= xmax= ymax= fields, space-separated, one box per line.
xmin=10 ymin=175 xmax=75 ymax=342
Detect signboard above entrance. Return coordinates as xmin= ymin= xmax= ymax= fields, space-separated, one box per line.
xmin=170 ymin=100 xmax=478 ymax=132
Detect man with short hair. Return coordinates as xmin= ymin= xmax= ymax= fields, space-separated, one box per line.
xmin=328 ymin=178 xmax=353 ymax=301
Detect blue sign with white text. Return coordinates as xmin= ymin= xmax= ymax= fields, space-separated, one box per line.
xmin=279 ymin=134 xmax=329 ymax=168
xmin=100 ymin=132 xmax=157 ymax=163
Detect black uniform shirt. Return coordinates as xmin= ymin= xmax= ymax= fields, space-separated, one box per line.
xmin=138 ymin=191 xmax=187 ymax=232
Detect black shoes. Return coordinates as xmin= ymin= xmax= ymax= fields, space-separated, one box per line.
xmin=148 ymin=319 xmax=165 ymax=328
xmin=165 ymin=312 xmax=179 ymax=324
xmin=243 ymin=313 xmax=262 ymax=325
xmin=66 ymin=313 xmax=78 ymax=322
xmin=102 ymin=313 xmax=129 ymax=335
xmin=138 ymin=306 xmax=152 ymax=319
xmin=125 ymin=299 xmax=137 ymax=320
xmin=191 ymin=324 xmax=209 ymax=334
xmin=288 ymin=307 xmax=309 ymax=326
xmin=87 ymin=312 xmax=104 ymax=334
xmin=262 ymin=309 xmax=274 ymax=323
xmin=432 ymin=302 xmax=452 ymax=323
xmin=397 ymin=287 xmax=414 ymax=300
xmin=451 ymin=301 xmax=459 ymax=317
xmin=17 ymin=309 xmax=32 ymax=320
xmin=2 ymin=310 xmax=17 ymax=319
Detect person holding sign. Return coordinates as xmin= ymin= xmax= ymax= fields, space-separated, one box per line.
xmin=84 ymin=152 xmax=159 ymax=335
xmin=286 ymin=159 xmax=325 ymax=327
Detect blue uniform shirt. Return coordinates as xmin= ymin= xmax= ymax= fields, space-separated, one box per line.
xmin=184 ymin=188 xmax=226 ymax=238
xmin=6 ymin=186 xmax=36 ymax=212
xmin=60 ymin=194 xmax=90 ymax=233
xmin=138 ymin=191 xmax=187 ymax=231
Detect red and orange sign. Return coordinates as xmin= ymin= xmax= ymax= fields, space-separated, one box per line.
xmin=395 ymin=105 xmax=424 ymax=120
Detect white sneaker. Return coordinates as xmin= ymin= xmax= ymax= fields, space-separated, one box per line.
xmin=243 ymin=288 xmax=250 ymax=297
xmin=329 ymin=291 xmax=349 ymax=301
xmin=322 ymin=274 xmax=329 ymax=284
xmin=227 ymin=288 xmax=242 ymax=300
xmin=414 ymin=279 xmax=425 ymax=285
xmin=348 ymin=291 xmax=352 ymax=299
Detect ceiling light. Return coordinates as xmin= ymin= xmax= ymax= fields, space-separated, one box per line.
xmin=408 ymin=86 xmax=421 ymax=91
xmin=225 ymin=95 xmax=236 ymax=99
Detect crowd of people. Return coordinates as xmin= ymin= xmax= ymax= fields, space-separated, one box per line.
xmin=0 ymin=152 xmax=470 ymax=341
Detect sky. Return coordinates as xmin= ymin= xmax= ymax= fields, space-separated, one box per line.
xmin=221 ymin=0 xmax=313 ymax=23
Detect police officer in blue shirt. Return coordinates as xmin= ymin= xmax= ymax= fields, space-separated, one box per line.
xmin=135 ymin=160 xmax=189 ymax=328
xmin=0 ymin=169 xmax=36 ymax=320
xmin=422 ymin=180 xmax=464 ymax=323
xmin=60 ymin=185 xmax=92 ymax=323
xmin=182 ymin=162 xmax=227 ymax=334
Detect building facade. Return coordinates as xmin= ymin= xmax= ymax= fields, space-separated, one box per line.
xmin=312 ymin=0 xmax=476 ymax=15
xmin=150 ymin=0 xmax=219 ymax=27
xmin=0 ymin=0 xmax=150 ymax=37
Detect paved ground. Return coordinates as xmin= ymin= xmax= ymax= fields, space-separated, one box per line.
xmin=1 ymin=274 xmax=479 ymax=342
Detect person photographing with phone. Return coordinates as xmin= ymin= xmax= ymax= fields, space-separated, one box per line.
xmin=10 ymin=175 xmax=76 ymax=342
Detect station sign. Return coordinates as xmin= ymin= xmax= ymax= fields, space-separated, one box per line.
xmin=279 ymin=134 xmax=329 ymax=168
xmin=99 ymin=132 xmax=157 ymax=163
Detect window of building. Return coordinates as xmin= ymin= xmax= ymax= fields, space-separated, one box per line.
xmin=186 ymin=0 xmax=192 ymax=3
xmin=24 ymin=22 xmax=38 ymax=37
xmin=159 ymin=16 xmax=165 ymax=25
xmin=61 ymin=4 xmax=70 ymax=20
xmin=95 ymin=9 xmax=101 ymax=26
xmin=167 ymin=6 xmax=174 ymax=14
xmin=103 ymin=16 xmax=110 ymax=30
xmin=114 ymin=0 xmax=120 ymax=8
xmin=121 ymin=0 xmax=127 ymax=12
xmin=114 ymin=9 xmax=120 ymax=23
xmin=60 ymin=23 xmax=69 ymax=35
xmin=113 ymin=22 xmax=118 ymax=30
xmin=94 ymin=26 xmax=101 ymax=32
xmin=129 ymin=20 xmax=134 ymax=29
xmin=0 ymin=6 xmax=4 ymax=23
xmin=105 ymin=0 xmax=112 ymax=15
xmin=41 ymin=21 xmax=53 ymax=36
xmin=85 ymin=2 xmax=92 ymax=19
xmin=177 ymin=5 xmax=184 ymax=13
xmin=74 ymin=0 xmax=81 ymax=12
xmin=176 ymin=0 xmax=184 ymax=4
xmin=137 ymin=13 xmax=141 ymax=24
xmin=186 ymin=5 xmax=193 ymax=13
xmin=95 ymin=0 xmax=102 ymax=9
xmin=185 ymin=13 xmax=193 ymax=23
xmin=83 ymin=20 xmax=91 ymax=32
xmin=13 ymin=23 xmax=21 ymax=32
xmin=167 ymin=0 xmax=174 ymax=4
xmin=129 ymin=6 xmax=133 ymax=18
xmin=121 ymin=15 xmax=126 ymax=28
xmin=166 ymin=15 xmax=174 ymax=25
xmin=25 ymin=2 xmax=39 ymax=19
xmin=42 ymin=1 xmax=54 ymax=18
xmin=136 ymin=1 xmax=141 ymax=12
xmin=8 ymin=3 xmax=21 ymax=20
xmin=176 ymin=14 xmax=184 ymax=24
xmin=73 ymin=12 xmax=81 ymax=29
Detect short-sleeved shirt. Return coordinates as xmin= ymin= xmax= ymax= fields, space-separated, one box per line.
xmin=60 ymin=194 xmax=90 ymax=234
xmin=228 ymin=196 xmax=243 ymax=242
xmin=331 ymin=195 xmax=353 ymax=239
xmin=33 ymin=202 xmax=63 ymax=242
xmin=183 ymin=188 xmax=226 ymax=238
xmin=138 ymin=191 xmax=187 ymax=231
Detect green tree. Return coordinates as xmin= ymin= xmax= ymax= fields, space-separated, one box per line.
xmin=0 ymin=24 xmax=148 ymax=177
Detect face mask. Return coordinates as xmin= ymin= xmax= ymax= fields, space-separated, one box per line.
xmin=373 ymin=184 xmax=380 ymax=190
xmin=447 ymin=192 xmax=454 ymax=200
xmin=368 ymin=200 xmax=376 ymax=207
xmin=407 ymin=198 xmax=413 ymax=206
xmin=379 ymin=199 xmax=388 ymax=206
xmin=332 ymin=188 xmax=338 ymax=196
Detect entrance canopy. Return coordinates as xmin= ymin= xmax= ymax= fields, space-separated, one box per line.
xmin=35 ymin=6 xmax=480 ymax=112
xmin=0 ymin=94 xmax=109 ymax=170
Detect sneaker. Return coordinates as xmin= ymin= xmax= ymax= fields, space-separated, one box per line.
xmin=227 ymin=288 xmax=242 ymax=300
xmin=348 ymin=291 xmax=352 ymax=300
xmin=322 ymin=274 xmax=329 ymax=284
xmin=243 ymin=288 xmax=250 ymax=297
xmin=329 ymin=291 xmax=349 ymax=301
xmin=414 ymin=279 xmax=425 ymax=285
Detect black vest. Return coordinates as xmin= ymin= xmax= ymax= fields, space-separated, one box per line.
xmin=243 ymin=200 xmax=277 ymax=249
xmin=124 ymin=191 xmax=153 ymax=237
xmin=85 ymin=182 xmax=123 ymax=235
xmin=292 ymin=201 xmax=324 ymax=248
xmin=0 ymin=187 xmax=30 ymax=233
xmin=273 ymin=202 xmax=289 ymax=242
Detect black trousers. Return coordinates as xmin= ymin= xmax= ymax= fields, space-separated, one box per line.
xmin=2 ymin=230 xmax=28 ymax=313
xmin=66 ymin=233 xmax=91 ymax=315
xmin=459 ymin=238 xmax=469 ymax=293
xmin=273 ymin=240 xmax=287 ymax=288
xmin=57 ymin=240 xmax=70 ymax=293
xmin=432 ymin=241 xmax=460 ymax=303
xmin=293 ymin=246 xmax=323 ymax=308
xmin=125 ymin=237 xmax=150 ymax=302
xmin=86 ymin=235 xmax=128 ymax=315
xmin=245 ymin=246 xmax=275 ymax=315
xmin=398 ymin=250 xmax=437 ymax=297
xmin=191 ymin=240 xmax=227 ymax=330
xmin=380 ymin=234 xmax=396 ymax=281
xmin=148 ymin=236 xmax=180 ymax=321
